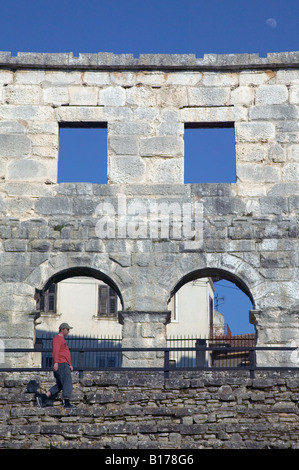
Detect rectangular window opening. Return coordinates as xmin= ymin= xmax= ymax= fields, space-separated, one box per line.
xmin=184 ymin=123 xmax=236 ymax=184
xmin=58 ymin=123 xmax=107 ymax=184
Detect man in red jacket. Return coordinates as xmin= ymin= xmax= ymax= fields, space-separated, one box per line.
xmin=37 ymin=323 xmax=74 ymax=409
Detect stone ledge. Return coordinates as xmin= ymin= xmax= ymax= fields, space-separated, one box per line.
xmin=0 ymin=370 xmax=299 ymax=449
xmin=0 ymin=51 xmax=298 ymax=71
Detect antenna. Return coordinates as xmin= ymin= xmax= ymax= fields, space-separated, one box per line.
xmin=214 ymin=293 xmax=224 ymax=310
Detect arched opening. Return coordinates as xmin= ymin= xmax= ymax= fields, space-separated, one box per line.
xmin=39 ymin=266 xmax=123 ymax=304
xmin=35 ymin=267 xmax=123 ymax=369
xmin=170 ymin=268 xmax=255 ymax=307
xmin=166 ymin=268 xmax=256 ymax=368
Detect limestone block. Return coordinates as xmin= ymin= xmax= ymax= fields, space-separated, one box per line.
xmin=44 ymin=71 xmax=81 ymax=85
xmin=6 ymin=197 xmax=34 ymax=218
xmin=235 ymin=122 xmax=275 ymax=143
xmin=146 ymin=157 xmax=183 ymax=184
xmin=165 ymin=72 xmax=201 ymax=86
xmin=29 ymin=134 xmax=58 ymax=149
xmin=30 ymin=132 xmax=58 ymax=159
xmin=268 ymin=144 xmax=286 ymax=163
xmin=237 ymin=163 xmax=280 ymax=183
xmin=83 ymin=71 xmax=110 ymax=86
xmin=188 ymin=87 xmax=230 ymax=106
xmin=100 ymin=107 xmax=133 ymax=122
xmin=57 ymin=182 xmax=93 ymax=196
xmin=276 ymin=70 xmax=299 ymax=84
xmin=290 ymin=85 xmax=299 ymax=104
xmin=43 ymin=86 xmax=69 ymax=106
xmin=0 ymin=159 xmax=5 ymax=179
xmin=27 ymin=121 xmax=58 ymax=135
xmin=126 ymin=86 xmax=156 ymax=107
xmin=57 ymin=105 xmax=132 ymax=123
xmin=0 ymin=70 xmax=13 ymax=84
xmin=85 ymin=239 xmax=105 ymax=252
xmin=256 ymin=85 xmax=288 ymax=104
xmin=0 ymin=121 xmax=26 ymax=133
xmin=7 ymin=159 xmax=56 ymax=183
xmin=287 ymin=144 xmax=299 ymax=161
xmin=108 ymin=156 xmax=145 ymax=183
xmin=282 ymin=163 xmax=299 ymax=181
xmin=249 ymin=105 xmax=297 ymax=121
xmin=15 ymin=70 xmax=45 ymax=84
xmin=31 ymin=146 xmax=57 ymax=159
xmin=140 ymin=136 xmax=184 ymax=157
xmin=204 ymin=196 xmax=245 ymax=216
xmin=56 ymin=106 xmax=107 ymax=123
xmin=259 ymin=196 xmax=288 ymax=215
xmin=136 ymin=71 xmax=165 ymax=87
xmin=4 ymin=239 xmax=28 ymax=252
xmin=230 ymin=86 xmax=254 ymax=105
xmin=0 ymin=134 xmax=30 ymax=158
xmin=157 ymin=86 xmax=188 ymax=108
xmin=268 ymin=183 xmax=299 ymax=197
xmin=4 ymin=85 xmax=42 ymax=105
xmin=69 ymin=86 xmax=98 ymax=106
xmin=180 ymin=106 xmax=237 ymax=123
xmin=0 ymin=282 xmax=35 ymax=313
xmin=35 ymin=197 xmax=73 ymax=215
xmin=275 ymin=121 xmax=299 ymax=144
xmin=133 ymin=107 xmax=157 ymax=122
xmin=111 ymin=72 xmax=136 ymax=87
xmin=0 ymin=105 xmax=55 ymax=121
xmin=109 ymin=122 xmax=152 ymax=136
xmin=4 ymin=182 xmax=55 ymax=197
xmin=236 ymin=143 xmax=267 ymax=162
xmin=99 ymin=86 xmax=126 ymax=106
xmin=239 ymin=70 xmax=276 ymax=86
xmin=73 ymin=197 xmax=98 ymax=215
xmin=108 ymin=136 xmax=138 ymax=155
xmin=201 ymin=72 xmax=238 ymax=87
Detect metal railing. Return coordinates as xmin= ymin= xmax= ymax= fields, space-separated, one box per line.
xmin=1 ymin=344 xmax=299 ymax=378
xmin=35 ymin=334 xmax=122 ymax=369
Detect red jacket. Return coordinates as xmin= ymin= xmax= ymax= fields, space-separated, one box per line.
xmin=52 ymin=334 xmax=71 ymax=365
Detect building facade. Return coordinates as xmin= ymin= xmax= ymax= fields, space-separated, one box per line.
xmin=0 ymin=51 xmax=298 ymax=368
xmin=36 ymin=276 xmax=218 ymax=339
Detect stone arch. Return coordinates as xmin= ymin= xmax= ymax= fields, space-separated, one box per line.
xmin=166 ymin=252 xmax=266 ymax=311
xmin=35 ymin=266 xmax=124 ymax=310
xmin=168 ymin=265 xmax=256 ymax=338
xmin=169 ymin=267 xmax=255 ymax=308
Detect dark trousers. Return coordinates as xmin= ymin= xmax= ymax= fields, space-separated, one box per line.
xmin=49 ymin=362 xmax=72 ymax=399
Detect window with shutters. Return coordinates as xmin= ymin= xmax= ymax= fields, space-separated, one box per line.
xmin=98 ymin=285 xmax=118 ymax=318
xmin=39 ymin=284 xmax=57 ymax=314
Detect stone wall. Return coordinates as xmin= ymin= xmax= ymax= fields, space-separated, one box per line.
xmin=0 ymin=51 xmax=299 ymax=366
xmin=0 ymin=370 xmax=298 ymax=449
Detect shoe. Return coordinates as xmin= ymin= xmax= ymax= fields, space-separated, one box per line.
xmin=63 ymin=399 xmax=74 ymax=409
xmin=36 ymin=393 xmax=46 ymax=408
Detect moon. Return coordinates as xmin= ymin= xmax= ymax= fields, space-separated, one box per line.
xmin=266 ymin=18 xmax=277 ymax=28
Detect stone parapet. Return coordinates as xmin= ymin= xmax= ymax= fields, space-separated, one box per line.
xmin=0 ymin=51 xmax=298 ymax=70
xmin=0 ymin=370 xmax=298 ymax=449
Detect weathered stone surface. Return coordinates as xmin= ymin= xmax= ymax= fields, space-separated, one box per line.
xmin=0 ymin=371 xmax=298 ymax=449
xmin=0 ymin=50 xmax=298 ymax=369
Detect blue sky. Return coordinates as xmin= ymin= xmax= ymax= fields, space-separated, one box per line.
xmin=0 ymin=0 xmax=298 ymax=57
xmin=1 ymin=0 xmax=298 ymax=334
